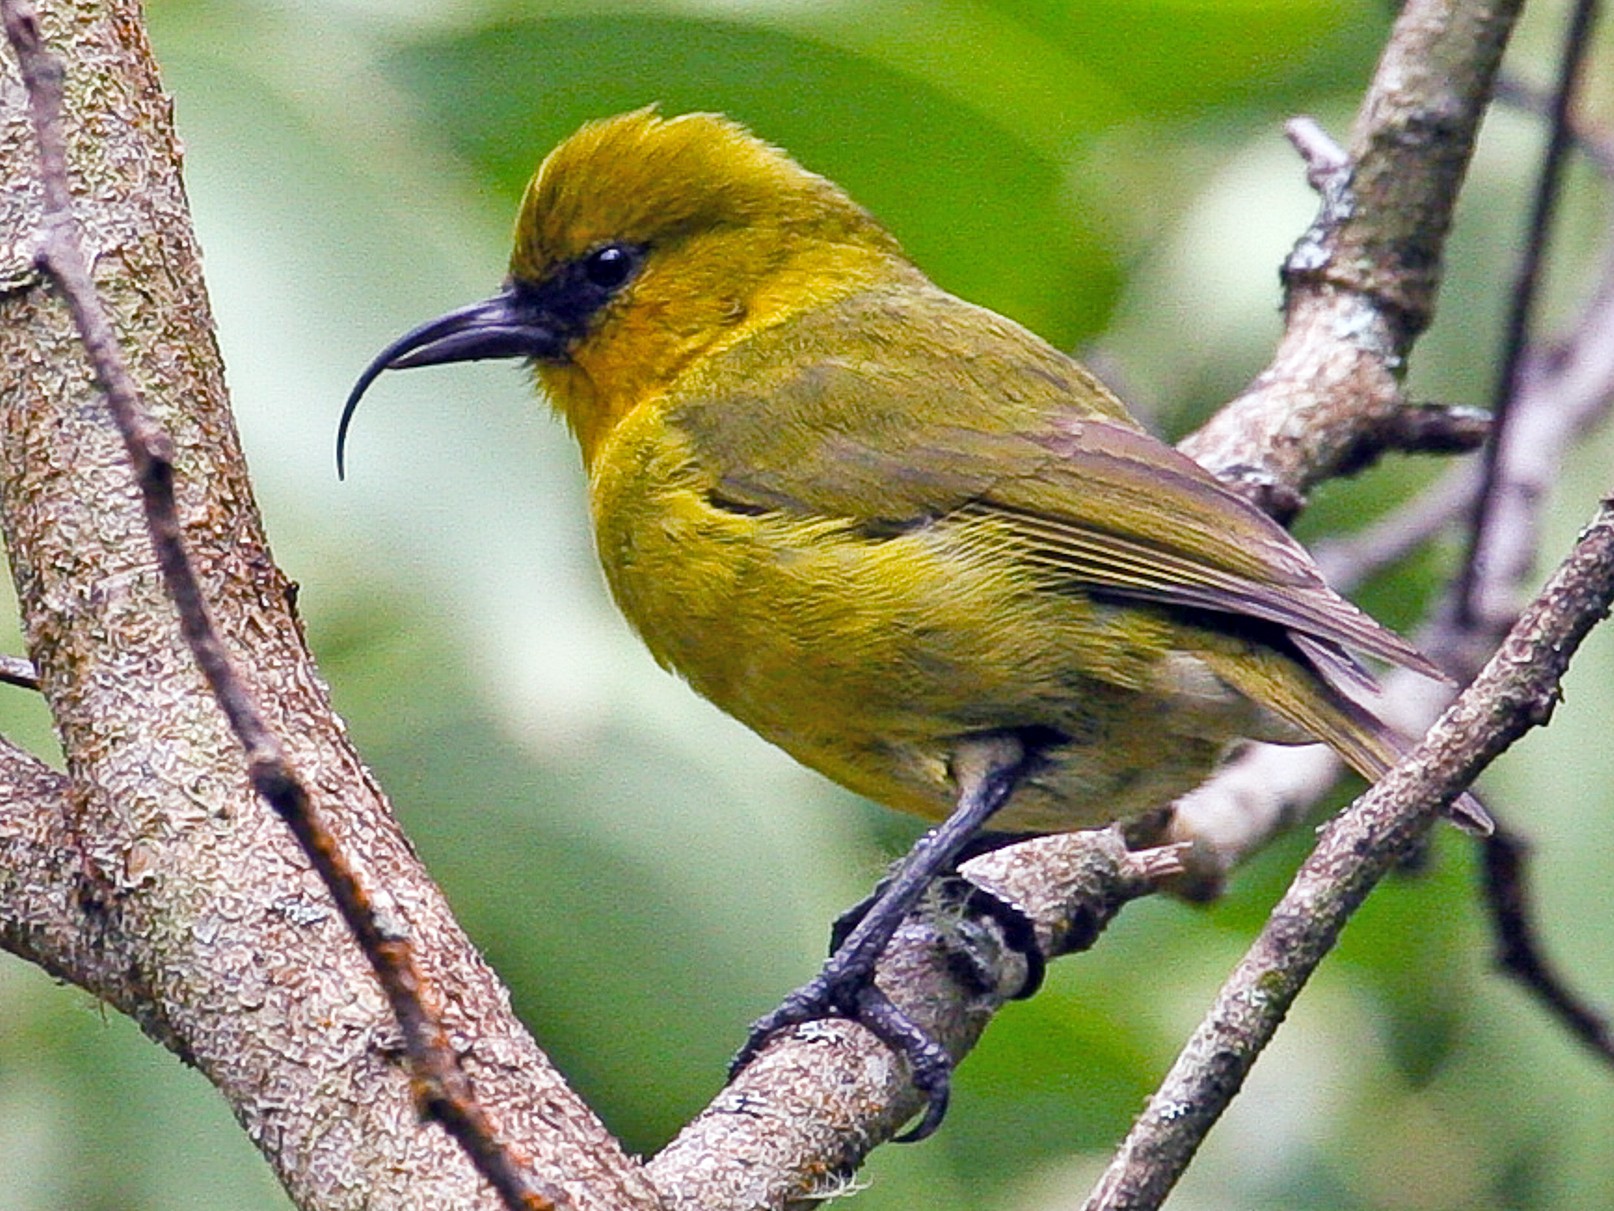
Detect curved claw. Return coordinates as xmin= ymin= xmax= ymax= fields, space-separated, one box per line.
xmin=727 ymin=972 xmax=958 ymax=1142
xmin=729 ymin=963 xmax=865 ymax=1079
xmin=855 ymin=983 xmax=954 ymax=1143
xmin=729 ymin=988 xmax=832 ymax=1078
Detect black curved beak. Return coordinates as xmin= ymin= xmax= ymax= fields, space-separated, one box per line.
xmin=337 ymin=285 xmax=565 ymax=479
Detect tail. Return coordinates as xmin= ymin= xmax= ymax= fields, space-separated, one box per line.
xmin=1201 ymin=647 xmax=1494 ymax=836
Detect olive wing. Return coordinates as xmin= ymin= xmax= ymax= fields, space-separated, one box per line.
xmin=667 ymin=290 xmax=1442 ymax=689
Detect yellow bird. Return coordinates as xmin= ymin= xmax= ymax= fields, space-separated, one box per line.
xmin=341 ymin=108 xmax=1485 ymax=1136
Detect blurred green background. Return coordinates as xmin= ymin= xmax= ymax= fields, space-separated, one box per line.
xmin=3 ymin=0 xmax=1614 ymax=1207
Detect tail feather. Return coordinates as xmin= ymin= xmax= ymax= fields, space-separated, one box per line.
xmin=1201 ymin=647 xmax=1493 ymax=836
xmin=1316 ymin=692 xmax=1493 ymax=836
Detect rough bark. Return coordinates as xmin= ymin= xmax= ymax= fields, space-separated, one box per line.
xmin=0 ymin=2 xmax=657 ymax=1207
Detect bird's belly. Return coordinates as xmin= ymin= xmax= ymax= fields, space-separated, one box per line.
xmin=592 ymin=474 xmax=1245 ymax=832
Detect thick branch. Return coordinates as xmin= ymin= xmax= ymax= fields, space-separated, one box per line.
xmin=0 ymin=2 xmax=655 ymax=1208
xmin=0 ymin=737 xmax=149 ymax=1009
xmin=4 ymin=2 xmax=563 ymax=1204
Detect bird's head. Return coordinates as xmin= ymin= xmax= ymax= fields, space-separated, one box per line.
xmin=339 ymin=109 xmax=908 ymax=473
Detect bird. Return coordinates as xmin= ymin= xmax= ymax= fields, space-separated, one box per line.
xmin=339 ymin=107 xmax=1487 ymax=1139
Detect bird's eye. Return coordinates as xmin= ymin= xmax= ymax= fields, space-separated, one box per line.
xmin=582 ymin=244 xmax=636 ymax=290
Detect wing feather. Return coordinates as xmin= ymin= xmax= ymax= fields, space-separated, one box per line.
xmin=667 ymin=285 xmax=1445 ymax=690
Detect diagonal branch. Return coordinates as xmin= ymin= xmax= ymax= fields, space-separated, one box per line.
xmin=0 ymin=1 xmax=657 ymax=1207
xmin=1085 ymin=494 xmax=1614 ymax=1210
xmin=1482 ymin=824 xmax=1614 ymax=1060
xmin=3 ymin=6 xmax=565 ymax=1206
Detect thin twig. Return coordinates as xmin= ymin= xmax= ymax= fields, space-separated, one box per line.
xmin=0 ymin=653 xmax=40 ymax=691
xmin=1460 ymin=0 xmax=1603 ymax=625
xmin=1087 ymin=497 xmax=1614 ymax=1211
xmin=0 ymin=5 xmax=564 ymax=1208
xmin=1482 ymin=824 xmax=1614 ymax=1061
xmin=1284 ymin=116 xmax=1352 ymax=217
xmin=1496 ymin=75 xmax=1614 ymax=177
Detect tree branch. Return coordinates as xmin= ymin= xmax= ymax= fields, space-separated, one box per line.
xmin=0 ymin=736 xmax=150 ymax=1013
xmin=3 ymin=4 xmax=564 ymax=1204
xmin=1085 ymin=494 xmax=1614 ymax=1210
xmin=1180 ymin=0 xmax=1522 ymax=516
xmin=2 ymin=0 xmax=1604 ymax=1208
xmin=650 ymin=832 xmax=1184 ymax=1210
xmin=0 ymin=1 xmax=656 ymax=1207
xmin=1482 ymin=824 xmax=1614 ymax=1060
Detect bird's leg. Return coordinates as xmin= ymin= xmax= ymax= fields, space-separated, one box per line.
xmin=730 ymin=732 xmax=1040 ymax=1141
xmin=829 ymin=826 xmax=1044 ymax=960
